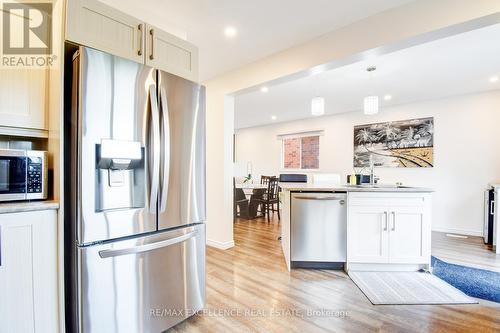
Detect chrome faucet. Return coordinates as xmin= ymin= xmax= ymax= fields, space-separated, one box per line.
xmin=369 ymin=155 xmax=379 ymax=185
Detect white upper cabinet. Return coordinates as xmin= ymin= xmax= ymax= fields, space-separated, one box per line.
xmin=65 ymin=0 xmax=199 ymax=81
xmin=0 ymin=69 xmax=47 ymax=130
xmin=145 ymin=24 xmax=199 ymax=81
xmin=66 ymin=0 xmax=144 ymax=64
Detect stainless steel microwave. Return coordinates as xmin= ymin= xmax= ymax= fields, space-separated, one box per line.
xmin=0 ymin=149 xmax=48 ymax=201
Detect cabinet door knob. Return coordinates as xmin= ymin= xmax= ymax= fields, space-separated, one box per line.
xmin=383 ymin=211 xmax=388 ymax=231
xmin=391 ymin=211 xmax=396 ymax=231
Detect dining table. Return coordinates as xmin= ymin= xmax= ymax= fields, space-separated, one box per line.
xmin=235 ymin=183 xmax=268 ymax=189
xmin=235 ymin=182 xmax=267 ymax=198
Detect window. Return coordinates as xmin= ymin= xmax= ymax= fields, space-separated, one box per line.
xmin=280 ymin=132 xmax=321 ymax=170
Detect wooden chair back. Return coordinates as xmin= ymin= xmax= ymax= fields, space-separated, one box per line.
xmin=267 ymin=176 xmax=279 ymax=200
xmin=261 ymin=175 xmax=271 ymax=185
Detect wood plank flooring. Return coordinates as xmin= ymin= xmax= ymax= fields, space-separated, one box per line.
xmin=431 ymin=231 xmax=500 ymax=272
xmin=169 ymin=217 xmax=500 ymax=333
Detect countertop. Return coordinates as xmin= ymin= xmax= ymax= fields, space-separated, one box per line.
xmin=279 ymin=182 xmax=433 ymax=192
xmin=0 ymin=200 xmax=60 ymax=214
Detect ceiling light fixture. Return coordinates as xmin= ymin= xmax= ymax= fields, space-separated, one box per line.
xmin=364 ymin=96 xmax=379 ymax=115
xmin=311 ymin=97 xmax=325 ymax=116
xmin=384 ymin=94 xmax=392 ymax=101
xmin=271 ymin=115 xmax=277 ymax=120
xmin=224 ymin=26 xmax=237 ymax=38
xmin=489 ymin=76 xmax=499 ymax=83
xmin=363 ymin=66 xmax=379 ymax=115
xmin=260 ymin=86 xmax=269 ymax=93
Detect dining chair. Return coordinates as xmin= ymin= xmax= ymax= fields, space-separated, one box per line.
xmin=233 ymin=178 xmax=250 ymax=220
xmin=254 ymin=176 xmax=280 ymax=222
xmin=248 ymin=188 xmax=266 ymax=218
xmin=260 ymin=175 xmax=270 ymax=185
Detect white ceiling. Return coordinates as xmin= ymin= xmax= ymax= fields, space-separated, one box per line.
xmin=100 ymin=0 xmax=413 ymax=81
xmin=234 ymin=24 xmax=500 ymax=129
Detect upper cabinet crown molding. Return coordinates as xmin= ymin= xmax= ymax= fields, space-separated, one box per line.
xmin=65 ymin=0 xmax=199 ymax=82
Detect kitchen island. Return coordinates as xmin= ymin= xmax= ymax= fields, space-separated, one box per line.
xmin=279 ymin=183 xmax=433 ymax=271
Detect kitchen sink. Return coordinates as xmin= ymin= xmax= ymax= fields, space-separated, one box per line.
xmin=345 ymin=184 xmax=411 ymax=189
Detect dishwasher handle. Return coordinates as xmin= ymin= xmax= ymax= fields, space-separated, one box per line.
xmin=294 ymin=195 xmax=345 ymax=203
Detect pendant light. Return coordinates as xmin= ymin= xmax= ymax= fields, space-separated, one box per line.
xmin=364 ymin=66 xmax=379 ymax=115
xmin=311 ymin=96 xmax=325 ymax=116
xmin=364 ymin=96 xmax=379 ymax=115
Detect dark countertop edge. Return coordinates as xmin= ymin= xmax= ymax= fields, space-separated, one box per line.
xmin=0 ymin=200 xmax=60 ymax=214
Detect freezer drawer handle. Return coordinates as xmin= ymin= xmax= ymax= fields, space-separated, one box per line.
xmin=98 ymin=230 xmax=198 ymax=258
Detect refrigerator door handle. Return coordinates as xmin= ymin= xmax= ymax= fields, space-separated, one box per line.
xmin=148 ymin=85 xmax=161 ymax=213
xmin=159 ymin=87 xmax=170 ymax=213
xmin=98 ymin=230 xmax=198 ymax=258
xmin=0 ymin=225 xmax=2 ymax=267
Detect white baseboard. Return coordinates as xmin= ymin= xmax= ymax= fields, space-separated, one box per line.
xmin=432 ymin=226 xmax=483 ymax=237
xmin=206 ymin=239 xmax=235 ymax=250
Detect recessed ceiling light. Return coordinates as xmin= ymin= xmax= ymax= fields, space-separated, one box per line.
xmin=271 ymin=115 xmax=277 ymax=120
xmin=384 ymin=94 xmax=392 ymax=101
xmin=260 ymin=86 xmax=269 ymax=93
xmin=489 ymin=76 xmax=499 ymax=83
xmin=224 ymin=26 xmax=237 ymax=38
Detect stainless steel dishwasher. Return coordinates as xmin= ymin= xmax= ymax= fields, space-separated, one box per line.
xmin=291 ymin=192 xmax=347 ymax=269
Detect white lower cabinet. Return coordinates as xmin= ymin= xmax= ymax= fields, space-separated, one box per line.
xmin=348 ymin=206 xmax=388 ymax=263
xmin=0 ymin=209 xmax=58 ymax=333
xmin=388 ymin=206 xmax=429 ymax=264
xmin=347 ymin=193 xmax=431 ymax=269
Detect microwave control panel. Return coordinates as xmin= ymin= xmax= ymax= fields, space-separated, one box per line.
xmin=27 ymin=157 xmax=43 ymax=193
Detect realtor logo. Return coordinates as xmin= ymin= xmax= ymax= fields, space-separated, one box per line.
xmin=2 ymin=2 xmax=52 ymax=54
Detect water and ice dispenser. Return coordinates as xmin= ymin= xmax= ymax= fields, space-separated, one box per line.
xmin=95 ymin=139 xmax=145 ymax=211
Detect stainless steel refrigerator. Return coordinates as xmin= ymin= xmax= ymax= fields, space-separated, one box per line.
xmin=65 ymin=46 xmax=206 ymax=333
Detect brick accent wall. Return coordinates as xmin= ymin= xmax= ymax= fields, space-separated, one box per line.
xmin=283 ymin=138 xmax=300 ymax=168
xmin=283 ymin=136 xmax=319 ymax=169
xmin=301 ymin=136 xmax=319 ymax=169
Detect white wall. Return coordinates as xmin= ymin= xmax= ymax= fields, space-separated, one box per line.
xmin=204 ymin=1 xmax=500 ymax=248
xmin=235 ymin=91 xmax=500 ymax=236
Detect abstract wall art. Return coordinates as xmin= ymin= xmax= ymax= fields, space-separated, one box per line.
xmin=353 ymin=117 xmax=434 ymax=168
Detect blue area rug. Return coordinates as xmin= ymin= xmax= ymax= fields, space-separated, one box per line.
xmin=431 ymin=256 xmax=500 ymax=303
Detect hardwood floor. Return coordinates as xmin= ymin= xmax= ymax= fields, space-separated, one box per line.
xmin=432 ymin=232 xmax=500 ymax=273
xmin=169 ymin=216 xmax=500 ymax=333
